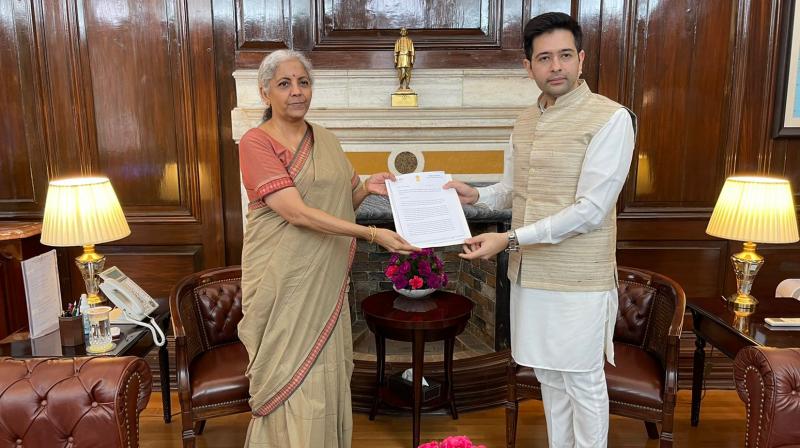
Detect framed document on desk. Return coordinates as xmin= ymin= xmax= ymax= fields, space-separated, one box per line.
xmin=21 ymin=250 xmax=61 ymax=338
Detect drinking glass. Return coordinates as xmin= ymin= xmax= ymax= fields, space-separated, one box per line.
xmin=86 ymin=305 xmax=114 ymax=353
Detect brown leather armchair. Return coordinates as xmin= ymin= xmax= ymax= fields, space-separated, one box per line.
xmin=170 ymin=265 xmax=249 ymax=448
xmin=734 ymin=346 xmax=800 ymax=448
xmin=0 ymin=356 xmax=151 ymax=447
xmin=505 ymin=266 xmax=686 ymax=448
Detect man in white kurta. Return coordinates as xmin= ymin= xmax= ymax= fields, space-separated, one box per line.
xmin=445 ymin=12 xmax=635 ymax=448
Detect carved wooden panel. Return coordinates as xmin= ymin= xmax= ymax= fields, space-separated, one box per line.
xmin=616 ymin=241 xmax=728 ymax=298
xmin=79 ymin=0 xmax=194 ymax=216
xmin=0 ymin=0 xmax=49 ymax=216
xmin=0 ymin=0 xmax=225 ymax=309
xmin=622 ymin=0 xmax=735 ymax=211
xmin=236 ymin=0 xmax=290 ymax=49
xmin=326 ymin=0 xmax=485 ymax=30
xmin=733 ymin=0 xmax=780 ymax=174
xmin=316 ymin=0 xmax=500 ymax=48
xmin=35 ymin=1 xmax=90 ymax=176
xmin=234 ymin=0 xmax=524 ymax=68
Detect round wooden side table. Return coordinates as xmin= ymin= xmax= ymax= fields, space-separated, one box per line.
xmin=361 ymin=290 xmax=474 ymax=448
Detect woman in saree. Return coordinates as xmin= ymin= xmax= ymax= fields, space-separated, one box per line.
xmin=237 ymin=49 xmax=417 ymax=447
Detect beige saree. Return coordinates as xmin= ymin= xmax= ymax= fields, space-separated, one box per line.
xmin=238 ymin=123 xmax=357 ymax=447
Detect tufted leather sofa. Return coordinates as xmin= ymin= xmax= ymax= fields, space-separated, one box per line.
xmin=0 ymin=356 xmax=151 ymax=447
xmin=170 ymin=265 xmax=248 ymax=448
xmin=734 ymin=346 xmax=800 ymax=448
xmin=505 ymin=266 xmax=686 ymax=448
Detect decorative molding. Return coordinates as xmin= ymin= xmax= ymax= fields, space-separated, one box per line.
xmin=232 ymin=106 xmax=522 ymax=143
xmin=233 ymin=68 xmax=538 ymax=108
xmin=232 ymin=68 xmax=537 ymax=181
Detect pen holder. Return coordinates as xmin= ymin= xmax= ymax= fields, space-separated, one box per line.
xmin=58 ymin=315 xmax=85 ymax=346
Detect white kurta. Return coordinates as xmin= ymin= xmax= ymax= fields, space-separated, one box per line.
xmin=477 ymin=108 xmax=635 ymax=372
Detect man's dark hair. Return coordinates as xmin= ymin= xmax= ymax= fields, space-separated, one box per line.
xmin=523 ymin=12 xmax=582 ymax=61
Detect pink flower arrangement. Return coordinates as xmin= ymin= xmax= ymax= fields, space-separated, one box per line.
xmin=385 ymin=248 xmax=448 ymax=291
xmin=418 ymin=435 xmax=486 ymax=448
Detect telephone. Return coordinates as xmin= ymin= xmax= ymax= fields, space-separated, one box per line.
xmin=98 ymin=266 xmax=166 ymax=347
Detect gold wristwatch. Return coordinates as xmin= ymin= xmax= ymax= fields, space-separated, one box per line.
xmin=505 ymin=230 xmax=519 ymax=252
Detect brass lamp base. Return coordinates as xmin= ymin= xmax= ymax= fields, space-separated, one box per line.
xmin=75 ymin=244 xmax=106 ymax=306
xmin=728 ymin=292 xmax=758 ymax=314
xmin=727 ymin=241 xmax=764 ymax=313
xmin=86 ymin=342 xmax=115 ymax=354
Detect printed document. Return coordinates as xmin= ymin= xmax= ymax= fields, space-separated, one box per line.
xmin=21 ymin=250 xmax=61 ymax=338
xmin=386 ymin=171 xmax=471 ymax=248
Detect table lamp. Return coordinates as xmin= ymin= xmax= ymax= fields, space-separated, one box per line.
xmin=40 ymin=177 xmax=130 ymax=307
xmin=706 ymin=176 xmax=799 ymax=311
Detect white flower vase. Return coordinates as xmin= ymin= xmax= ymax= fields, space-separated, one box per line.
xmin=393 ymin=286 xmax=436 ymax=299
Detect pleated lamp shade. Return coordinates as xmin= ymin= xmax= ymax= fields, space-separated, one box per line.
xmin=706 ymin=176 xmax=799 ymax=244
xmin=41 ymin=177 xmax=131 ymax=246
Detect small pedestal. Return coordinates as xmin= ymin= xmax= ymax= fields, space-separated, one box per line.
xmin=391 ymin=91 xmax=418 ymax=107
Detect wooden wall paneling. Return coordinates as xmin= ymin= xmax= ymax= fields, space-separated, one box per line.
xmin=735 ymin=0 xmax=780 ymax=174
xmin=7 ymin=0 xmax=227 ymax=300
xmin=774 ymin=139 xmax=800 ymax=202
xmin=617 ymin=218 xmax=715 ymax=241
xmin=34 ymin=0 xmax=93 ymax=176
xmin=0 ymin=0 xmax=49 ymax=217
xmin=78 ymin=0 xmax=187 ymax=212
xmin=595 ymin=0 xmax=629 ymax=102
xmin=235 ymin=0 xmax=290 ymax=50
xmin=215 ymin=0 xmax=245 ymax=265
xmin=501 ymin=0 xmax=524 ymax=50
xmin=768 ymin=138 xmax=800 ymax=199
xmin=234 ymin=0 xmax=527 ymax=68
xmin=185 ymin=0 xmax=226 ymax=269
xmin=623 ymin=0 xmax=734 ymax=211
xmin=616 ymin=240 xmax=728 ymax=298
xmin=80 ymin=0 xmax=224 ymax=266
xmin=530 ymin=0 xmax=571 ymax=18
xmin=722 ymin=0 xmax=750 ymax=177
xmin=314 ymin=0 xmax=501 ymax=48
xmin=575 ymin=0 xmax=600 ymax=93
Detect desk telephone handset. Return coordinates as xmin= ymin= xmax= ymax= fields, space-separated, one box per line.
xmin=98 ymin=266 xmax=165 ymax=346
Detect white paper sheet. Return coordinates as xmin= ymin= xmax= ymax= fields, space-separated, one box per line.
xmin=21 ymin=250 xmax=62 ymax=338
xmin=386 ymin=171 xmax=472 ymax=248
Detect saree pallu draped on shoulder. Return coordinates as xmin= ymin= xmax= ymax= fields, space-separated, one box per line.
xmin=238 ymin=123 xmax=356 ymax=436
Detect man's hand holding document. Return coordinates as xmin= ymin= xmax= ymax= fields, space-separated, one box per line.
xmin=385 ymin=172 xmax=472 ymax=248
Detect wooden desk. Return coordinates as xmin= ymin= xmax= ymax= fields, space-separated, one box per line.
xmin=361 ymin=290 xmax=473 ymax=448
xmin=688 ymin=296 xmax=800 ymax=426
xmin=0 ymin=297 xmax=173 ymax=423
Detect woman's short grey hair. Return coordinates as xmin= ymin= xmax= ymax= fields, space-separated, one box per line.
xmin=257 ymin=50 xmax=314 ymax=121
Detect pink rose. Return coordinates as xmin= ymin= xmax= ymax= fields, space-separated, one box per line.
xmin=440 ymin=436 xmax=475 ymax=448
xmin=417 ymin=442 xmax=440 ymax=448
xmin=409 ymin=275 xmax=423 ymax=289
xmin=385 ymin=265 xmax=399 ymax=277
